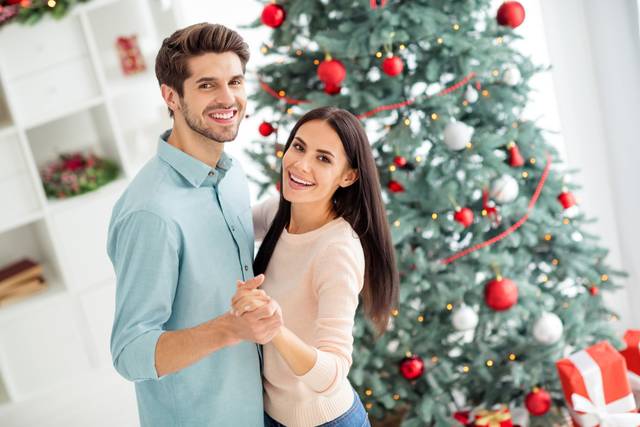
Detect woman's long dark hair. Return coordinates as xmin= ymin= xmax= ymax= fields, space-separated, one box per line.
xmin=253 ymin=107 xmax=399 ymax=335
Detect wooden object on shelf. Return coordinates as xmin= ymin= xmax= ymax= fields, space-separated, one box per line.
xmin=0 ymin=277 xmax=46 ymax=307
xmin=0 ymin=258 xmax=43 ymax=298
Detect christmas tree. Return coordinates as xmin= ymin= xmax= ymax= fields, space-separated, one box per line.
xmin=246 ymin=1 xmax=624 ymax=425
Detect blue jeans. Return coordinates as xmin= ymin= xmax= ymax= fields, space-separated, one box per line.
xmin=264 ymin=389 xmax=371 ymax=427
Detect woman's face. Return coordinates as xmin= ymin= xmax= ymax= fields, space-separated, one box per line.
xmin=282 ymin=120 xmax=357 ymax=207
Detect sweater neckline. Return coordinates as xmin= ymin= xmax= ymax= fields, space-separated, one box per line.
xmin=281 ymin=217 xmax=346 ymax=244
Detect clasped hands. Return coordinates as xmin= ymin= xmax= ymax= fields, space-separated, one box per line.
xmin=229 ymin=274 xmax=283 ymax=345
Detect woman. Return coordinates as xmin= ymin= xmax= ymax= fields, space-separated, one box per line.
xmin=232 ymin=107 xmax=398 ymax=427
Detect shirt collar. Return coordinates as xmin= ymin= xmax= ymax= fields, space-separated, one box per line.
xmin=157 ymin=129 xmax=233 ymax=187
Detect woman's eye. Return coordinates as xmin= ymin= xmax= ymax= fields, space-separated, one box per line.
xmin=294 ymin=143 xmax=304 ymax=151
xmin=318 ymin=156 xmax=330 ymax=163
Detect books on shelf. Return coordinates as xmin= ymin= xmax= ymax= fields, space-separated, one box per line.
xmin=0 ymin=258 xmax=47 ymax=307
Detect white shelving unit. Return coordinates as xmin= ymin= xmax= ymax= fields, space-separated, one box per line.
xmin=0 ymin=0 xmax=181 ymax=420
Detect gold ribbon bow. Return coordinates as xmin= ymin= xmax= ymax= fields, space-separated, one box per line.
xmin=475 ymin=407 xmax=511 ymax=427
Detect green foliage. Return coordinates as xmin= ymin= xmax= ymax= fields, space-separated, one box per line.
xmin=247 ymin=0 xmax=622 ymax=424
xmin=0 ymin=0 xmax=92 ymax=28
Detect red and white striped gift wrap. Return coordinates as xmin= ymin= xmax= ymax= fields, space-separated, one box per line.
xmin=556 ymin=341 xmax=640 ymax=427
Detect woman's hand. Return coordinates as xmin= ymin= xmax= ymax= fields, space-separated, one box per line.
xmin=230 ymin=274 xmax=272 ymax=316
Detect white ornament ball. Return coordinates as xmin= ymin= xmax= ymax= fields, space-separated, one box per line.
xmin=490 ymin=174 xmax=519 ymax=204
xmin=443 ymin=121 xmax=474 ymax=151
xmin=503 ymin=66 xmax=522 ymax=86
xmin=410 ymin=81 xmax=428 ymax=98
xmin=532 ymin=312 xmax=564 ymax=345
xmin=452 ymin=305 xmax=479 ymax=331
xmin=465 ymin=85 xmax=479 ymax=103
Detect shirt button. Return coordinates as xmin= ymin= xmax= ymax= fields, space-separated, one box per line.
xmin=244 ymin=265 xmax=249 ymax=271
xmin=208 ymin=171 xmax=214 ymax=176
xmin=231 ymin=226 xmax=235 ymax=232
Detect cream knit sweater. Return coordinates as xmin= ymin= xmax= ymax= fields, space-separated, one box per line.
xmin=253 ymin=198 xmax=365 ymax=427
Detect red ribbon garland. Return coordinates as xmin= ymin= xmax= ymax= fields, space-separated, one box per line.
xmin=259 ymin=72 xmax=477 ymax=118
xmin=259 ymin=80 xmax=310 ymax=105
xmin=440 ymin=153 xmax=552 ymax=265
xmin=356 ymin=72 xmax=476 ymax=118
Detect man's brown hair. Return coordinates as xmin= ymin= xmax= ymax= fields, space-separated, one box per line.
xmin=155 ymin=23 xmax=250 ymax=115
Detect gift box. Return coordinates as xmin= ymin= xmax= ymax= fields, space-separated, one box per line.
xmin=620 ymin=330 xmax=640 ymax=406
xmin=115 ymin=35 xmax=146 ymax=76
xmin=556 ymin=341 xmax=640 ymax=426
xmin=474 ymin=406 xmax=513 ymax=427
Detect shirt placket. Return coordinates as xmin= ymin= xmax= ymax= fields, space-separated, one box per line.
xmin=211 ymin=183 xmax=253 ymax=281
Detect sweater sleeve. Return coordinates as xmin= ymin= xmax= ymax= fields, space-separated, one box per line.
xmin=296 ymin=240 xmax=365 ymax=395
xmin=252 ymin=195 xmax=279 ymax=242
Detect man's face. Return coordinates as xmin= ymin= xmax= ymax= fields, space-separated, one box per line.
xmin=176 ymin=52 xmax=247 ymax=143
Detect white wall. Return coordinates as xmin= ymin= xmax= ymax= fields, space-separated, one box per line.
xmin=539 ymin=0 xmax=640 ymax=329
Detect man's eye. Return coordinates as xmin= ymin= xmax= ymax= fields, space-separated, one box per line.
xmin=200 ymin=83 xmax=213 ymax=89
xmin=231 ymin=80 xmax=242 ymax=86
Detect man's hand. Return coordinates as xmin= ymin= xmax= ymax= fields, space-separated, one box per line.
xmin=227 ymin=274 xmax=283 ymax=344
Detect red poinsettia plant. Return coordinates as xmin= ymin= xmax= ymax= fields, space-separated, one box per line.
xmin=41 ymin=152 xmax=119 ymax=199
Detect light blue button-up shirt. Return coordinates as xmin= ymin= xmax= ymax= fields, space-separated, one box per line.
xmin=107 ymin=130 xmax=263 ymax=426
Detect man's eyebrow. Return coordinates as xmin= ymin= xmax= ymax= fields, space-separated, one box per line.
xmin=195 ymin=75 xmax=245 ymax=83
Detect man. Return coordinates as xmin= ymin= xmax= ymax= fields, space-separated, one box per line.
xmin=107 ymin=23 xmax=281 ymax=426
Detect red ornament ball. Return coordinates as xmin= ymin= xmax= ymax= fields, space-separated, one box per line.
xmin=261 ymin=3 xmax=286 ymax=28
xmin=388 ymin=180 xmax=405 ymax=193
xmin=393 ymin=155 xmax=408 ymax=168
xmin=259 ymin=121 xmax=275 ymax=137
xmin=323 ymin=83 xmax=341 ymax=95
xmin=484 ymin=277 xmax=518 ymax=311
xmin=382 ymin=56 xmax=404 ymax=77
xmin=589 ymin=285 xmax=599 ymax=296
xmin=317 ymin=58 xmax=346 ymax=86
xmin=508 ymin=144 xmax=525 ymax=167
xmin=557 ymin=191 xmax=576 ymax=209
xmin=497 ymin=1 xmax=526 ymax=29
xmin=399 ymin=355 xmax=424 ymax=380
xmin=454 ymin=207 xmax=474 ymax=228
xmin=525 ymin=388 xmax=552 ymax=416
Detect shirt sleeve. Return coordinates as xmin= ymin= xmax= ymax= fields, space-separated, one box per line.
xmin=107 ymin=210 xmax=180 ymax=382
xmin=252 ymin=195 xmax=279 ymax=242
xmin=296 ymin=241 xmax=365 ymax=395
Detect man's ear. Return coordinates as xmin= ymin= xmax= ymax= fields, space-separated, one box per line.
xmin=339 ymin=168 xmax=359 ymax=188
xmin=160 ymin=84 xmax=180 ymax=115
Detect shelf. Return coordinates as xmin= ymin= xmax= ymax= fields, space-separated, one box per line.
xmin=24 ymin=96 xmax=104 ymax=131
xmin=0 ymin=211 xmax=44 ymax=236
xmin=87 ymin=0 xmax=166 ymax=89
xmin=0 ymin=375 xmax=8 ymax=406
xmin=0 ymin=126 xmax=15 ymax=139
xmin=45 ymin=177 xmax=127 ymax=215
xmin=0 ymin=132 xmax=42 ymax=231
xmin=26 ymin=102 xmax=124 ymax=201
xmin=0 ymin=264 xmax=65 ymax=322
xmin=0 ymin=84 xmax=12 ymax=129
